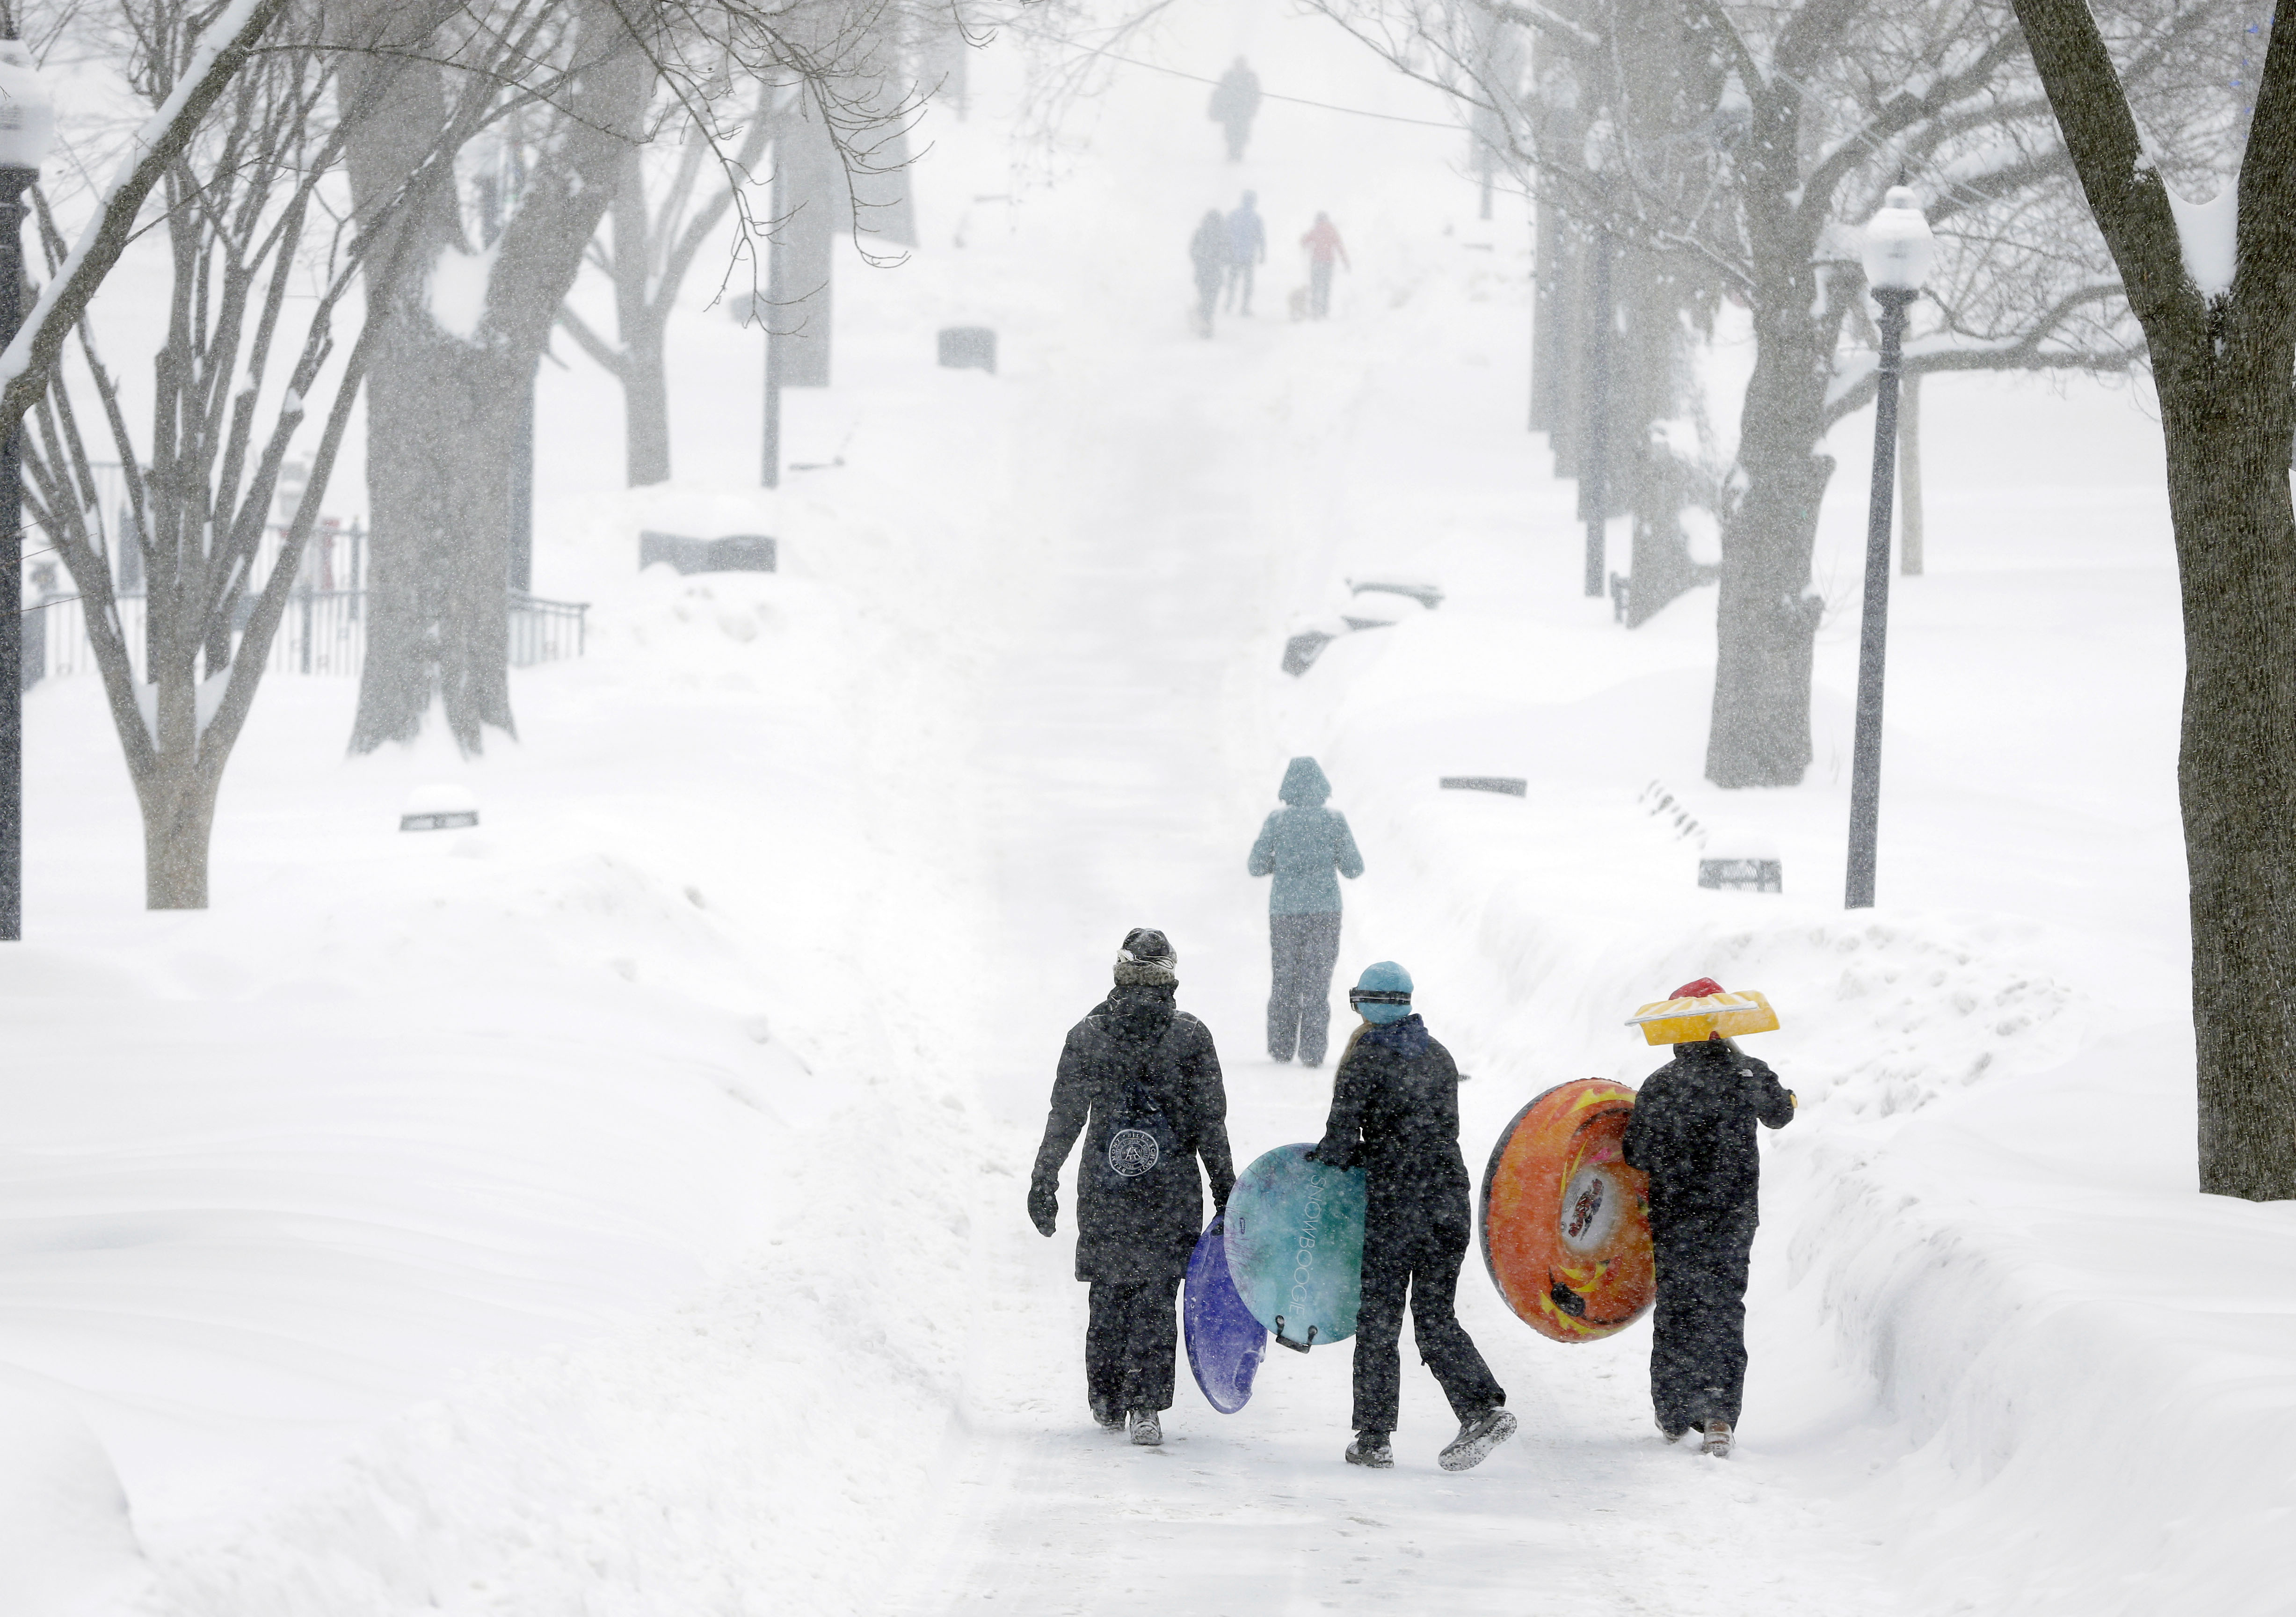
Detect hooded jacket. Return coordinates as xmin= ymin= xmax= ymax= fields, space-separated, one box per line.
xmin=1248 ymin=759 xmax=1365 ymax=915
xmin=1311 ymin=1014 xmax=1470 ymax=1240
xmin=1032 ymin=984 xmax=1237 ymax=1282
xmin=1620 ymin=1039 xmax=1795 ymax=1224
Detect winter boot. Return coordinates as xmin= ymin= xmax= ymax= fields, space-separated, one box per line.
xmin=1438 ymin=1406 xmax=1518 ymax=1472
xmin=1128 ymin=1409 xmax=1163 ymax=1447
xmin=1091 ymin=1397 xmax=1124 ymax=1431
xmin=1344 ymin=1431 xmax=1394 ymax=1468
xmin=1700 ymin=1418 xmax=1734 ymax=1459
xmin=1657 ymin=1416 xmax=1687 ymax=1444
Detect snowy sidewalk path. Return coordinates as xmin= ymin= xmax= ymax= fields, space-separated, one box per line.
xmin=889 ymin=267 xmax=1912 ymax=1616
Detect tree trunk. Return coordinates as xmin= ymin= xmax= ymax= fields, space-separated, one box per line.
xmin=2165 ymin=377 xmax=2296 ymax=1199
xmin=353 ymin=330 xmax=519 ymax=752
xmin=774 ymin=101 xmax=839 ymax=389
xmin=139 ymin=755 xmax=222 ymax=910
xmin=2011 ymin=0 xmax=2296 ymax=1197
xmin=343 ymin=0 xmax=649 ymax=754
xmin=1625 ymin=446 xmax=1696 ymax=627
xmin=1704 ymin=295 xmax=1838 ymax=788
xmin=625 ymin=308 xmax=671 ymax=487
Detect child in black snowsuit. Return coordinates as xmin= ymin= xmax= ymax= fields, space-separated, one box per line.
xmin=1310 ymin=961 xmax=1514 ymax=1472
xmin=1620 ymin=976 xmax=1796 ymax=1458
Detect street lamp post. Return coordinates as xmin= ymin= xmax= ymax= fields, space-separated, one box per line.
xmin=1844 ymin=186 xmax=1935 ymax=911
xmin=0 ymin=36 xmax=54 ymax=943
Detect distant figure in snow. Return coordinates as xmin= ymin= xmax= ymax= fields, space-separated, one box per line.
xmin=1309 ymin=961 xmax=1514 ymax=1472
xmin=1247 ymin=757 xmax=1364 ymax=1065
xmin=1209 ymin=57 xmax=1262 ymax=161
xmin=1029 ymin=929 xmax=1236 ymax=1448
xmin=1189 ymin=210 xmax=1228 ymax=337
xmin=1225 ymin=192 xmax=1268 ymax=316
xmin=1301 ymin=212 xmax=1349 ymax=320
xmin=1620 ymin=977 xmax=1797 ymax=1459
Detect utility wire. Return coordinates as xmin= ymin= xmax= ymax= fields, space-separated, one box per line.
xmin=1011 ymin=27 xmax=1464 ymax=131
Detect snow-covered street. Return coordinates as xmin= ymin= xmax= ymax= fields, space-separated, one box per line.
xmin=4 ymin=0 xmax=2293 ymax=1613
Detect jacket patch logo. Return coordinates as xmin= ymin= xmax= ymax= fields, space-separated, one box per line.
xmin=1108 ymin=1129 xmax=1162 ymax=1178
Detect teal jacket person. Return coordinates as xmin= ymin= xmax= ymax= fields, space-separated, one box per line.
xmin=1248 ymin=758 xmax=1364 ymax=913
xmin=1248 ymin=757 xmax=1363 ymax=1065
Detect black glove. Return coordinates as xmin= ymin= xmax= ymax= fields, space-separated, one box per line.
xmin=1027 ymin=1181 xmax=1057 ymax=1238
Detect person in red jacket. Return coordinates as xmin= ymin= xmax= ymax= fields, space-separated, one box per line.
xmin=1301 ymin=213 xmax=1349 ymax=320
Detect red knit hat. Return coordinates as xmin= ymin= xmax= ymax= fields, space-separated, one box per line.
xmin=1670 ymin=977 xmax=1725 ymax=999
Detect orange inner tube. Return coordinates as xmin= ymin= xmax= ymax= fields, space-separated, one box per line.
xmin=1480 ymin=1078 xmax=1655 ymax=1343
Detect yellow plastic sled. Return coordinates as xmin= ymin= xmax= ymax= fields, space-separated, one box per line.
xmin=1625 ymin=989 xmax=1779 ymax=1046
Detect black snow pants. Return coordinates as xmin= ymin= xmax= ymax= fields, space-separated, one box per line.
xmin=1086 ymin=1277 xmax=1180 ymax=1414
xmin=1649 ymin=1203 xmax=1759 ymax=1432
xmin=1351 ymin=1218 xmax=1505 ymax=1435
xmin=1267 ymin=911 xmax=1342 ymax=1065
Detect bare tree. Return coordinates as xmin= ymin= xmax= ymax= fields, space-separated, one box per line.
xmin=2013 ymin=0 xmax=2296 ymax=1199
xmin=558 ymin=88 xmax=774 ymax=486
xmin=340 ymin=0 xmax=654 ymax=756
xmin=15 ymin=0 xmax=449 ymax=907
xmin=343 ymin=0 xmax=934 ymax=756
xmin=1309 ymin=0 xmax=2216 ymax=787
xmin=0 ymin=0 xmax=293 ymax=425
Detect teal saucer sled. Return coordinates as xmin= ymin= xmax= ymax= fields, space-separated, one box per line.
xmin=1222 ymin=1144 xmax=1366 ymax=1350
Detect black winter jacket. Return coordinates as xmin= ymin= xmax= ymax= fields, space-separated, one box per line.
xmin=1620 ymin=1039 xmax=1795 ymax=1225
xmin=1312 ymin=1015 xmax=1471 ymax=1240
xmin=1032 ymin=986 xmax=1236 ymax=1282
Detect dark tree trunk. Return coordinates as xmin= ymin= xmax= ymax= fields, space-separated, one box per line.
xmin=2014 ymin=0 xmax=2296 ymax=1197
xmin=2168 ymin=381 xmax=2296 ymax=1199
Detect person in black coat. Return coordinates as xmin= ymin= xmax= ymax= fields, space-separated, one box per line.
xmin=1188 ymin=210 xmax=1227 ymax=337
xmin=1030 ymin=929 xmax=1236 ymax=1446
xmin=1310 ymin=961 xmax=1513 ymax=1472
xmin=1620 ymin=977 xmax=1797 ymax=1458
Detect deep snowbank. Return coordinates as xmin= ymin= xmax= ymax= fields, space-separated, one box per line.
xmin=10 ymin=436 xmax=1004 ymax=1610
xmin=1262 ymin=248 xmax=2292 ymax=1611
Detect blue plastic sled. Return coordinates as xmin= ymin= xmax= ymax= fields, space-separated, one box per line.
xmin=1184 ymin=1214 xmax=1268 ymax=1413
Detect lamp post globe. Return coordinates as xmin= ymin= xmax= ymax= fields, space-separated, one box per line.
xmin=0 ymin=33 xmax=50 ymax=943
xmin=1860 ymin=185 xmax=1937 ymax=293
xmin=1844 ymin=186 xmax=1933 ymax=911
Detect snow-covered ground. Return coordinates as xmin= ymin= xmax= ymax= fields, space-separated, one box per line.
xmin=5 ymin=1 xmax=2289 ymax=1613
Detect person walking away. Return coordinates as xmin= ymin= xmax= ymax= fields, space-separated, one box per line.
xmin=1189 ymin=210 xmax=1227 ymax=338
xmin=1310 ymin=962 xmax=1514 ymax=1471
xmin=1225 ymin=191 xmax=1267 ymax=315
xmin=1247 ymin=757 xmax=1363 ymax=1065
xmin=1029 ymin=930 xmax=1236 ymax=1446
xmin=1209 ymin=57 xmax=1261 ymax=160
xmin=1620 ymin=976 xmax=1796 ymax=1458
xmin=1301 ymin=213 xmax=1349 ymax=319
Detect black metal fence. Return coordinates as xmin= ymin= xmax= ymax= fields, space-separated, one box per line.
xmin=22 ymin=585 xmax=590 ymax=690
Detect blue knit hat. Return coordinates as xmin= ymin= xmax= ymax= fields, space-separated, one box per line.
xmin=1349 ymin=960 xmax=1413 ymax=1024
